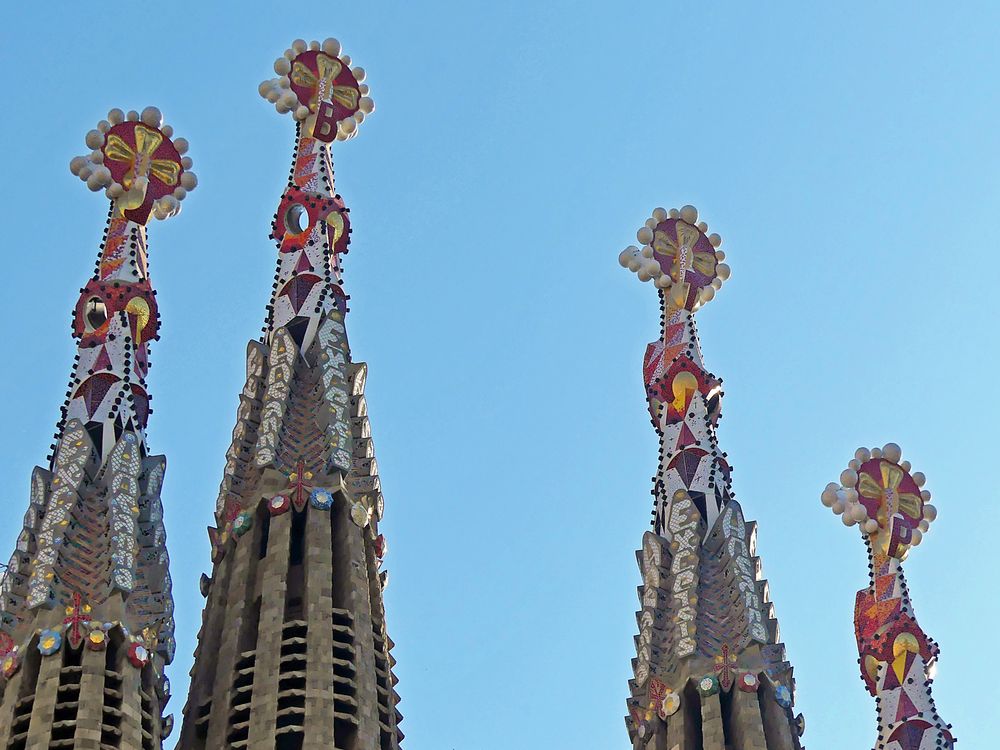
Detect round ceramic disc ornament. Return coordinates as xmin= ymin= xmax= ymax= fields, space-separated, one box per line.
xmin=87 ymin=628 xmax=107 ymax=651
xmin=38 ymin=629 xmax=62 ymax=656
xmin=1 ymin=650 xmax=19 ymax=679
xmin=619 ymin=205 xmax=728 ymax=311
xmin=658 ymin=690 xmax=681 ymax=718
xmin=232 ymin=512 xmax=253 ymax=538
xmin=350 ymin=501 xmax=371 ymax=527
xmin=823 ymin=444 xmax=936 ymax=559
xmin=268 ymin=494 xmax=291 ymax=516
xmin=69 ymin=107 xmax=197 ymax=224
xmin=128 ymin=642 xmax=150 ymax=668
xmin=738 ymin=672 xmax=759 ymax=692
xmin=697 ymin=674 xmax=720 ymax=696
xmin=774 ymin=684 xmax=793 ymax=708
xmin=310 ymin=488 xmax=334 ymax=510
xmin=260 ymin=38 xmax=375 ymax=142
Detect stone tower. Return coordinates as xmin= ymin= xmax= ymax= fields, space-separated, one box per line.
xmin=177 ymin=38 xmax=401 ymax=750
xmin=823 ymin=445 xmax=955 ymax=750
xmin=618 ymin=206 xmax=805 ymax=750
xmin=0 ymin=107 xmax=197 ymax=750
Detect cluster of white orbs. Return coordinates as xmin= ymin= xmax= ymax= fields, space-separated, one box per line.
xmin=259 ymin=38 xmax=375 ymax=141
xmin=821 ymin=443 xmax=937 ymax=545
xmin=69 ymin=107 xmax=197 ymax=221
xmin=618 ymin=205 xmax=730 ymax=310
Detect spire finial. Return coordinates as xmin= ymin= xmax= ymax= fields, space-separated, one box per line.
xmin=823 ymin=444 xmax=955 ymax=749
xmin=259 ymin=38 xmax=375 ymax=142
xmin=823 ymin=443 xmax=936 ymax=557
xmin=69 ymin=107 xmax=197 ymax=224
xmin=618 ymin=205 xmax=730 ymax=311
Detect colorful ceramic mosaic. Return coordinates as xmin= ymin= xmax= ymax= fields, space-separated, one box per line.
xmin=0 ymin=109 xmax=190 ymax=750
xmin=824 ymin=445 xmax=955 ymax=750
xmin=620 ymin=206 xmax=803 ymax=749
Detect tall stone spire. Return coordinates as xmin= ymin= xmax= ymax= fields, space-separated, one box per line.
xmin=0 ymin=106 xmax=196 ymax=750
xmin=822 ymin=445 xmax=955 ymax=750
xmin=177 ymin=38 xmax=400 ymax=750
xmin=618 ymin=206 xmax=804 ymax=750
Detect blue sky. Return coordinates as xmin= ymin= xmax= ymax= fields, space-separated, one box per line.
xmin=0 ymin=2 xmax=993 ymax=748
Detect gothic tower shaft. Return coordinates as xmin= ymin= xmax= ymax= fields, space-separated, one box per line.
xmin=0 ymin=107 xmax=196 ymax=750
xmin=619 ymin=206 xmax=804 ymax=750
xmin=177 ymin=38 xmax=400 ymax=750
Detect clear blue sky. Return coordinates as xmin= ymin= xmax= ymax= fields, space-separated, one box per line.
xmin=0 ymin=3 xmax=993 ymax=748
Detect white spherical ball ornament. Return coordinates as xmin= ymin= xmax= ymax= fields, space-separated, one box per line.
xmin=341 ymin=118 xmax=357 ymax=135
xmin=680 ymin=205 xmax=698 ymax=224
xmin=882 ymin=443 xmax=902 ymax=463
xmin=716 ymin=263 xmax=731 ymax=281
xmin=352 ymin=66 xmax=366 ymax=82
xmin=900 ymin=460 xmax=911 ymax=472
xmin=108 ymin=183 xmax=124 ymax=198
xmin=267 ymin=88 xmax=281 ymax=104
xmin=78 ymin=165 xmax=93 ymax=180
xmin=295 ymin=106 xmax=309 ymax=120
xmin=180 ymin=172 xmax=198 ymax=190
xmin=141 ymin=106 xmax=162 ymax=128
xmin=910 ymin=529 xmax=922 ymax=546
xmin=341 ymin=54 xmax=352 ymax=67
xmin=652 ymin=207 xmax=667 ymax=222
xmin=181 ymin=156 xmax=193 ymax=169
xmin=640 ymin=245 xmax=654 ymax=259
xmin=86 ymin=173 xmax=104 ymax=191
xmin=831 ymin=501 xmax=845 ymax=515
xmin=309 ymin=40 xmax=320 ymax=51
xmin=918 ymin=519 xmax=929 ymax=532
xmin=69 ymin=156 xmax=87 ymax=175
xmin=850 ymin=504 xmax=868 ymax=522
xmin=911 ymin=471 xmax=926 ymax=487
xmin=274 ymin=58 xmax=291 ymax=75
xmin=843 ymin=487 xmax=859 ymax=503
xmin=922 ymin=504 xmax=937 ymax=521
xmin=855 ymin=447 xmax=871 ymax=462
xmin=700 ymin=285 xmax=715 ymax=302
xmin=85 ymin=129 xmax=104 ymax=150
xmin=359 ymin=97 xmax=375 ymax=114
xmin=840 ymin=469 xmax=858 ymax=488
xmin=842 ymin=514 xmax=857 ymax=526
xmin=173 ymin=138 xmax=189 ymax=155
xmin=292 ymin=39 xmax=308 ymax=54
xmin=637 ymin=270 xmax=652 ymax=282
xmin=637 ymin=227 xmax=654 ymax=245
xmin=173 ymin=187 xmax=187 ymax=200
xmin=322 ymin=38 xmax=342 ymax=56
xmin=862 ymin=519 xmax=878 ymax=534
xmin=708 ymin=233 xmax=722 ymax=248
xmin=821 ymin=483 xmax=839 ymax=507
xmin=920 ymin=490 xmax=931 ymax=503
xmin=871 ymin=447 xmax=882 ymax=459
xmin=126 ymin=110 xmax=139 ymax=121
xmin=108 ymin=108 xmax=125 ymax=124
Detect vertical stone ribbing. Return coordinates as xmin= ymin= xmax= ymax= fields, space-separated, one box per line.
xmin=303 ymin=508 xmax=336 ymax=749
xmin=248 ymin=511 xmax=291 ymax=745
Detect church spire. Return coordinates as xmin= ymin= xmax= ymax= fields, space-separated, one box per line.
xmin=823 ymin=444 xmax=955 ymax=750
xmin=619 ymin=206 xmax=804 ymax=750
xmin=0 ymin=106 xmax=196 ymax=750
xmin=179 ymin=38 xmax=401 ymax=750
